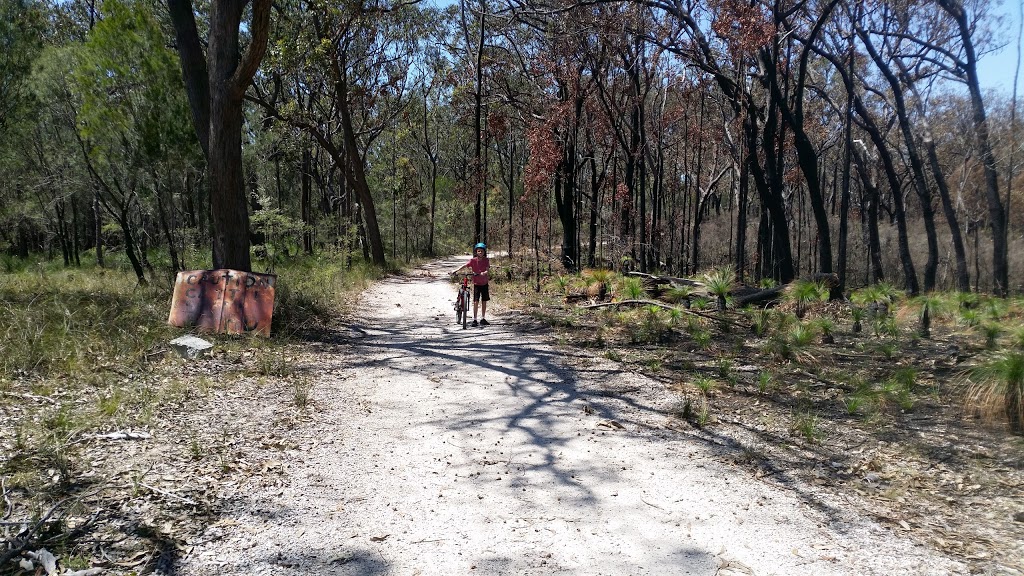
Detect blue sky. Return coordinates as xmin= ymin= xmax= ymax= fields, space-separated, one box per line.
xmin=975 ymin=0 xmax=1024 ymax=95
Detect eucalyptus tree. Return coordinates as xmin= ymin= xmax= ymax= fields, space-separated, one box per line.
xmin=636 ymin=0 xmax=796 ymax=283
xmin=932 ymin=0 xmax=1009 ymax=295
xmin=808 ymin=13 xmax=919 ymax=293
xmin=167 ymin=0 xmax=272 ymax=271
xmin=71 ymin=0 xmax=198 ymax=282
xmin=0 ymin=0 xmax=45 ymax=259
xmin=252 ymin=0 xmax=428 ymax=266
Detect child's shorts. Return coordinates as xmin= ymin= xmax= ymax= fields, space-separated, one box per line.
xmin=474 ymin=284 xmax=490 ymax=302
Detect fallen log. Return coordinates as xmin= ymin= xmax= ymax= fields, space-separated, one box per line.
xmin=732 ymin=286 xmax=784 ymax=308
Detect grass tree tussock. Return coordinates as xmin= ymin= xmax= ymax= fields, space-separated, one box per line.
xmin=499 ymin=264 xmax=1024 ymax=573
xmin=0 ymin=253 xmax=385 ymax=573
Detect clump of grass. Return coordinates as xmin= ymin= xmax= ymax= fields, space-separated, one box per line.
xmin=786 ymin=279 xmax=827 ymax=318
xmin=873 ymin=315 xmax=900 ymax=339
xmin=962 ymin=352 xmax=1024 ymax=433
xmin=255 ymin=352 xmax=293 ymax=377
xmin=750 ymin=308 xmax=773 ymax=337
xmin=844 ymin=394 xmax=865 ymax=414
xmin=702 ymin=266 xmax=735 ymax=311
xmin=756 ymin=371 xmax=776 ymax=394
xmin=850 ymin=306 xmax=865 ymax=334
xmin=293 ymin=377 xmax=313 ymax=409
xmin=620 ymin=277 xmax=646 ymax=300
xmin=979 ymin=322 xmax=1003 ymax=350
xmin=627 ymin=307 xmax=672 ymax=344
xmin=584 ymin=268 xmax=615 ymax=286
xmin=670 ymin=394 xmax=711 ymax=428
xmin=692 ymin=329 xmax=713 ymax=350
xmin=815 ymin=318 xmax=836 ymax=344
xmin=665 ymin=286 xmax=693 ymax=307
xmin=846 ymin=370 xmax=917 ymax=418
xmin=898 ymin=294 xmax=950 ymax=339
xmin=692 ymin=376 xmax=718 ymax=394
xmin=790 ymin=410 xmax=823 ymax=443
xmin=717 ymin=358 xmax=734 ymax=382
xmin=789 ymin=321 xmax=817 ymax=349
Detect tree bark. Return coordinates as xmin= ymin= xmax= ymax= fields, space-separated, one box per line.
xmin=168 ymin=0 xmax=271 ymax=271
xmin=937 ymin=0 xmax=1009 ymax=295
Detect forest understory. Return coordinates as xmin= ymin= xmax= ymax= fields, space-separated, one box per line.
xmin=500 ymin=268 xmax=1024 ymax=575
xmin=2 ymin=259 xmax=1024 ymax=575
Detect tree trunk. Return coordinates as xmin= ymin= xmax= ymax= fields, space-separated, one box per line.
xmin=937 ymin=0 xmax=1009 ymax=295
xmin=302 ymin=147 xmax=313 ymax=254
xmin=168 ymin=0 xmax=271 ymax=272
xmin=337 ymin=71 xmax=387 ymax=266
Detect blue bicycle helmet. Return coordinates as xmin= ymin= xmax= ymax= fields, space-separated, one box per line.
xmin=474 ymin=242 xmax=486 ymax=250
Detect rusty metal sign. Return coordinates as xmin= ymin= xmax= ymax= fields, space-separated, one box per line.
xmin=167 ymin=269 xmax=277 ymax=336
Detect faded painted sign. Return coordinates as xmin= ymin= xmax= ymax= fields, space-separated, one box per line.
xmin=167 ymin=269 xmax=277 ymax=336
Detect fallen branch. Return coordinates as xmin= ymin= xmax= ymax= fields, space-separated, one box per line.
xmin=0 ymin=496 xmax=72 ymax=566
xmin=1 ymin=477 xmax=11 ymax=521
xmin=579 ymin=300 xmax=749 ymax=328
xmin=140 ymin=483 xmax=198 ymax=506
xmin=626 ymin=271 xmax=701 ymax=288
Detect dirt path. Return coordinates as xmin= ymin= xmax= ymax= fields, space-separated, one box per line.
xmin=177 ymin=258 xmax=966 ymax=575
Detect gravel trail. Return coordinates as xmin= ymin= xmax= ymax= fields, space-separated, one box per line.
xmin=177 ymin=257 xmax=965 ymax=575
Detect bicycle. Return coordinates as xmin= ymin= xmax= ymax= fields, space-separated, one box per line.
xmin=452 ymin=272 xmax=473 ymax=329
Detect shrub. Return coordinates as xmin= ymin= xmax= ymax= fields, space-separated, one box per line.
xmin=787 ymin=280 xmax=827 ymax=318
xmin=963 ymin=352 xmax=1024 ymax=433
xmin=620 ymin=277 xmax=646 ymax=300
xmin=702 ymin=267 xmax=735 ymax=311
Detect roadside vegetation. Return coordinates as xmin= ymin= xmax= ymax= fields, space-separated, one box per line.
xmin=0 ymin=250 xmax=384 ymax=573
xmin=497 ymin=258 xmax=1024 ymax=573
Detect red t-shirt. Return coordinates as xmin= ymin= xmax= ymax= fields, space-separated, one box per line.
xmin=468 ymin=257 xmax=490 ymax=286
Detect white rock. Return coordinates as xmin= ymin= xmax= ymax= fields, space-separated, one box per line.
xmin=170 ymin=335 xmax=214 ymax=359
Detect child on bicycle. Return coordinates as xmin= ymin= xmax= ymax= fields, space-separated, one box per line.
xmin=452 ymin=242 xmax=491 ymax=327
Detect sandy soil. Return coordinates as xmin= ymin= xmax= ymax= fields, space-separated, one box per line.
xmin=176 ymin=257 xmax=967 ymax=575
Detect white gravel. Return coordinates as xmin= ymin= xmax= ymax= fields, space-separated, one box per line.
xmin=177 ymin=257 xmax=966 ymax=576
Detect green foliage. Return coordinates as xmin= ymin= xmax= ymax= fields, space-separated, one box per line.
xmin=756 ymin=371 xmax=776 ymax=394
xmin=692 ymin=329 xmax=713 ymax=350
xmin=271 ymin=252 xmax=386 ymax=335
xmin=814 ymin=318 xmax=835 ymax=344
xmin=627 ymin=307 xmax=672 ymax=344
xmin=555 ymin=275 xmax=572 ymax=294
xmin=789 ymin=321 xmax=817 ymax=348
xmin=0 ymin=268 xmax=174 ymax=380
xmin=749 ymin=308 xmax=775 ymax=337
xmin=790 ymin=411 xmax=823 ymax=443
xmin=963 ymin=352 xmax=1024 ymax=433
xmin=584 ymin=268 xmax=615 ymax=286
xmin=250 ymin=205 xmax=310 ymax=273
xmin=786 ymin=280 xmax=827 ymax=318
xmin=620 ymin=276 xmax=645 ymax=300
xmin=664 ymin=286 xmax=693 ymax=306
xmin=693 ymin=376 xmax=717 ymax=394
xmin=702 ymin=266 xmax=734 ymax=310
xmin=979 ymin=322 xmax=1003 ymax=350
xmin=72 ymin=0 xmax=197 ymax=165
xmin=850 ymin=306 xmax=865 ymax=333
xmin=846 ymin=371 xmax=917 ymax=419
